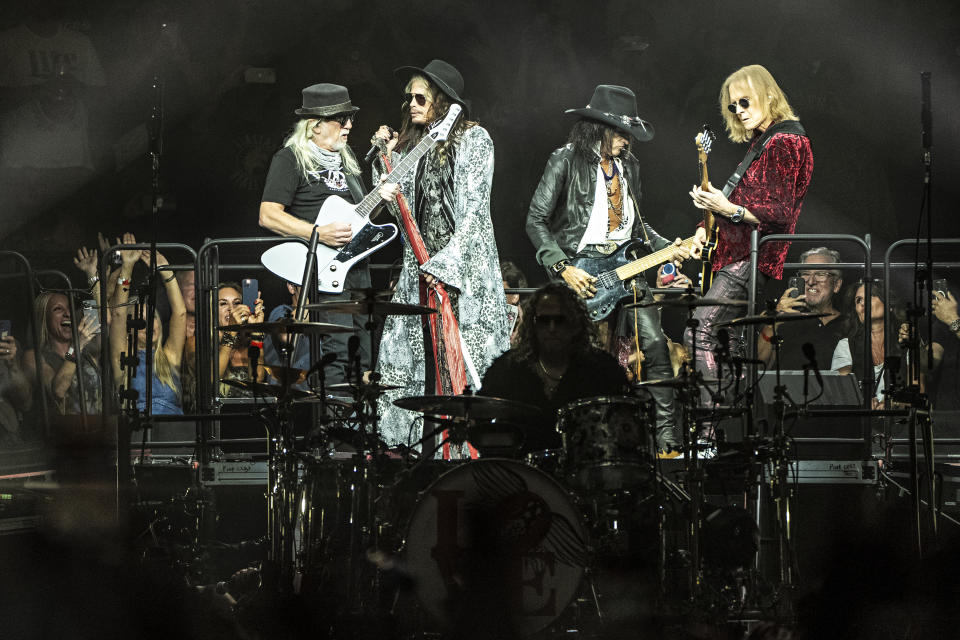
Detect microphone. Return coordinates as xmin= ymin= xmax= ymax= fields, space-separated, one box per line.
xmin=364 ymin=127 xmax=395 ymax=164
xmin=715 ymin=328 xmax=731 ymax=362
xmin=304 ymin=351 xmax=338 ymax=379
xmin=801 ymin=342 xmax=824 ymax=389
xmin=347 ymin=335 xmax=361 ymax=383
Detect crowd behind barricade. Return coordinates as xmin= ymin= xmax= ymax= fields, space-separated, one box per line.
xmin=2 ymin=235 xmax=960 ymax=453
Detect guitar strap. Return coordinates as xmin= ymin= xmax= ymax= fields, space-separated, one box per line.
xmin=720 ymin=120 xmax=807 ymax=198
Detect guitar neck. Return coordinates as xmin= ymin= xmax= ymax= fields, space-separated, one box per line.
xmin=355 ymin=134 xmax=438 ymax=218
xmin=698 ymin=149 xmax=716 ymax=230
xmin=614 ymin=237 xmax=697 ymax=282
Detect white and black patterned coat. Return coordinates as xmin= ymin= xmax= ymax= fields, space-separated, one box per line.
xmin=374 ymin=125 xmax=510 ymax=448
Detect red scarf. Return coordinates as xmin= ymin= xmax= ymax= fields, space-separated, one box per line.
xmin=380 ymin=154 xmax=477 ymax=460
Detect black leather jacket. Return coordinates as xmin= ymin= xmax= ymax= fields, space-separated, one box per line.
xmin=526 ymin=144 xmax=671 ymax=269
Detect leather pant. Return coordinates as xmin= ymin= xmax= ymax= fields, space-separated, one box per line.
xmin=683 ymin=260 xmax=766 ymax=405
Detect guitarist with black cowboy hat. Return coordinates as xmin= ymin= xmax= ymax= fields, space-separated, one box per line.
xmin=526 ymin=84 xmax=701 ymax=452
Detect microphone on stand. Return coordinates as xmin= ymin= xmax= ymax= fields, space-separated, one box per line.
xmin=347 ymin=335 xmax=360 ymax=384
xmin=801 ymin=342 xmax=824 ymax=390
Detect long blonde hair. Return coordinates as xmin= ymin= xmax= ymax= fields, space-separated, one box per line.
xmin=284 ymin=118 xmax=361 ymax=179
xmin=720 ymin=64 xmax=798 ymax=143
xmin=33 ymin=291 xmax=58 ymax=351
xmin=152 ymin=337 xmax=178 ymax=392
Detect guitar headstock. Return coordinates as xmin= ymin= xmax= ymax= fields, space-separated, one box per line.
xmin=695 ymin=125 xmax=716 ymax=156
xmin=428 ymin=103 xmax=463 ymax=142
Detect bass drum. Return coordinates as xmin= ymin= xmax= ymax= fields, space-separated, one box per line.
xmin=404 ymin=459 xmax=588 ymax=636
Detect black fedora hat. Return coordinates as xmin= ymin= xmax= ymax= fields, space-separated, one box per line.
xmin=294 ymin=83 xmax=360 ymax=118
xmin=565 ymin=85 xmax=654 ymax=142
xmin=394 ymin=59 xmax=469 ymax=114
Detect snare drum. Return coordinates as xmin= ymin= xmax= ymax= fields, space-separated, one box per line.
xmin=404 ymin=459 xmax=588 ymax=636
xmin=558 ymin=395 xmax=654 ymax=491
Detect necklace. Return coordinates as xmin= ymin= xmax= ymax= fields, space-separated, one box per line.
xmin=537 ymin=357 xmax=564 ymax=381
xmin=601 ymin=159 xmax=624 ymax=232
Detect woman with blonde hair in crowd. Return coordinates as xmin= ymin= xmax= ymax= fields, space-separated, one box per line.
xmin=109 ymin=235 xmax=187 ymax=415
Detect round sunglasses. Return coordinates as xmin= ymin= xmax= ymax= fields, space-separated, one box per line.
xmin=727 ymin=97 xmax=751 ymax=114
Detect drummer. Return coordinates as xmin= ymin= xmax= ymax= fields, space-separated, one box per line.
xmin=480 ymin=283 xmax=629 ymax=451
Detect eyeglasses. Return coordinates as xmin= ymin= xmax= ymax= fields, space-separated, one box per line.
xmin=317 ymin=114 xmax=354 ymax=127
xmin=405 ymin=92 xmax=431 ymax=107
xmin=535 ymin=314 xmax=568 ymax=328
xmin=798 ymin=270 xmax=835 ymax=281
xmin=727 ymin=97 xmax=750 ymax=114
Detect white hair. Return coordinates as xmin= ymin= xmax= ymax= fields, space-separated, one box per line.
xmin=284 ymin=118 xmax=361 ymax=179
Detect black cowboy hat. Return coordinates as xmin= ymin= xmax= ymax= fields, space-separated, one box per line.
xmin=394 ymin=59 xmax=469 ymax=115
xmin=565 ymin=84 xmax=654 ymax=142
xmin=294 ymin=83 xmax=359 ymax=118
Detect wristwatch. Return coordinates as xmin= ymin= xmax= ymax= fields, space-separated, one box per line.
xmin=950 ymin=318 xmax=960 ymax=333
xmin=551 ymin=260 xmax=569 ymax=276
xmin=730 ymin=206 xmax=745 ymax=224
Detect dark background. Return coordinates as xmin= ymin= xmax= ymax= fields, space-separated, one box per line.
xmin=2 ymin=0 xmax=959 ymax=301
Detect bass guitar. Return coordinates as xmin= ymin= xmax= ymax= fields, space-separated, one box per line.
xmin=261 ymin=104 xmax=463 ymax=293
xmin=696 ymin=125 xmax=718 ymax=294
xmin=572 ymin=236 xmax=698 ymax=321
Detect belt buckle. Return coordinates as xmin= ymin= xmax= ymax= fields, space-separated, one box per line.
xmin=594 ymin=242 xmax=617 ymax=255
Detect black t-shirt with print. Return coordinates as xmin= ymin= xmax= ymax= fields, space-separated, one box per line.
xmin=261 ymin=147 xmax=363 ymax=222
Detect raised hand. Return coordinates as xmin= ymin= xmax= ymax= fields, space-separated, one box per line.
xmin=73 ymin=246 xmax=98 ymax=278
xmin=117 ymin=232 xmax=139 ymax=268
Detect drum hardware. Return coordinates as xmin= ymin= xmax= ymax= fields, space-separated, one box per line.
xmin=220 ymin=378 xmax=314 ymax=400
xmin=304 ymin=299 xmax=438 ymax=317
xmin=219 ymin=319 xmax=356 ymax=335
xmin=623 ymin=294 xmax=749 ymax=309
xmin=716 ymin=311 xmax=829 ymax=328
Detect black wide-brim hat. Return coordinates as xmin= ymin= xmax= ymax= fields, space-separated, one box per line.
xmin=394 ymin=59 xmax=469 ymax=115
xmin=565 ymin=84 xmax=654 ymax=142
xmin=294 ymin=83 xmax=359 ymax=118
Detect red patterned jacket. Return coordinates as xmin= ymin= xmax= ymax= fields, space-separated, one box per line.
xmin=712 ymin=129 xmax=813 ymax=280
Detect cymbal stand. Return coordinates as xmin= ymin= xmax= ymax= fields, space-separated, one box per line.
xmin=753 ymin=320 xmax=796 ymax=615
xmin=265 ymin=227 xmax=321 ymax=594
xmin=681 ymin=310 xmax=705 ymax=603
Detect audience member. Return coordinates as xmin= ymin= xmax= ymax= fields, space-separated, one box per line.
xmin=929 ymin=281 xmax=960 ymax=415
xmin=109 ymin=244 xmax=186 ymax=415
xmin=499 ymin=259 xmax=528 ymax=345
xmin=0 ymin=330 xmax=32 ymax=445
xmin=757 ymin=246 xmax=846 ymax=369
xmin=22 ymin=291 xmax=100 ymax=415
xmin=831 ymin=281 xmax=907 ymax=407
xmin=262 ymin=282 xmax=311 ymax=391
xmin=216 ymin=282 xmax=266 ymax=398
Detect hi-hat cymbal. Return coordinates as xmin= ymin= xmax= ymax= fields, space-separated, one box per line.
xmin=221 ymin=378 xmax=312 ymax=398
xmin=624 ymin=294 xmax=749 ymax=309
xmin=304 ymin=300 xmax=437 ymax=316
xmin=393 ymin=395 xmax=543 ymax=422
xmin=328 ymin=381 xmax=403 ymax=394
xmin=718 ymin=311 xmax=828 ymax=328
xmin=220 ymin=319 xmax=355 ymax=334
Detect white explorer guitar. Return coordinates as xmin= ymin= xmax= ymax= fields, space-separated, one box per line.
xmin=261 ymin=104 xmax=463 ymax=293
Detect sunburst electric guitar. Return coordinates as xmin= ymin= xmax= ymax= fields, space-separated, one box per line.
xmin=261 ymin=104 xmax=462 ymax=293
xmin=696 ymin=125 xmax=718 ymax=294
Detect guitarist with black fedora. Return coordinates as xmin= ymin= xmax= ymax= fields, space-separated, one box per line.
xmin=526 ymin=84 xmax=700 ymax=452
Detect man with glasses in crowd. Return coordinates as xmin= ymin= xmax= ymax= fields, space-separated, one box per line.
xmin=756 ymin=247 xmax=846 ymax=370
xmin=259 ymin=83 xmax=380 ymax=384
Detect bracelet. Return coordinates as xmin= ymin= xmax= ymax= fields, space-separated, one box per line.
xmin=87 ymin=275 xmax=99 ymax=286
xmin=162 ymin=274 xmax=176 ymax=283
xmin=118 ymin=277 xmax=131 ymax=289
xmin=759 ymin=329 xmax=772 ymax=343
xmin=220 ymin=333 xmax=238 ymax=348
xmin=63 ymin=346 xmax=77 ymax=363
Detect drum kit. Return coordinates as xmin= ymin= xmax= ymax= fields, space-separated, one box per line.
xmin=209 ymin=292 xmax=835 ymax=636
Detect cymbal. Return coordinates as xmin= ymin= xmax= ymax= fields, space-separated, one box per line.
xmin=304 ymin=300 xmax=436 ymax=316
xmin=328 ymin=381 xmax=403 ymax=394
xmin=718 ymin=311 xmax=828 ymax=328
xmin=220 ymin=319 xmax=355 ymax=334
xmin=636 ymin=376 xmax=718 ymax=389
xmin=624 ymin=294 xmax=749 ymax=309
xmin=261 ymin=365 xmax=307 ymax=386
xmin=394 ymin=394 xmax=543 ymax=422
xmin=221 ymin=378 xmax=312 ymax=398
